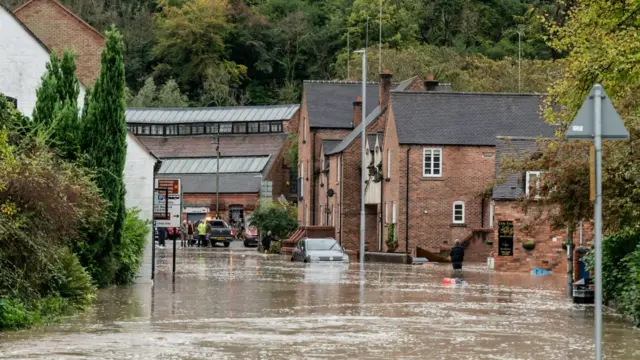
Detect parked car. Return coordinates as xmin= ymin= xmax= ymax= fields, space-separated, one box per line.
xmin=242 ymin=226 xmax=259 ymax=247
xmin=291 ymin=238 xmax=350 ymax=263
xmin=206 ymin=219 xmax=233 ymax=247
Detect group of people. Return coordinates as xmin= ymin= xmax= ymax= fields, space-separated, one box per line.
xmin=179 ymin=220 xmax=215 ymax=247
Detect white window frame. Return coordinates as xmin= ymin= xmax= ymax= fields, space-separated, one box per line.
xmin=332 ymin=205 xmax=335 ymax=227
xmin=300 ymin=162 xmax=304 ymax=195
xmin=392 ymin=201 xmax=397 ymax=224
xmin=385 ymin=202 xmax=389 ymax=223
xmin=453 ymin=201 xmax=465 ymax=224
xmin=387 ymin=149 xmax=391 ymax=178
xmin=526 ymin=171 xmax=542 ymax=199
xmin=422 ymin=148 xmax=443 ymax=177
xmin=319 ymin=205 xmax=324 ymax=225
xmin=337 ymin=155 xmax=341 ymax=184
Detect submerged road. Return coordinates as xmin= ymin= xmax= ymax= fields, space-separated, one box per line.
xmin=1 ymin=247 xmax=639 ymax=359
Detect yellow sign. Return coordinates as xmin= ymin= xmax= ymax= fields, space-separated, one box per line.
xmin=590 ymin=145 xmax=595 ymax=202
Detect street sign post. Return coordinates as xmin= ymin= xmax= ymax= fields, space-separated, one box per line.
xmin=566 ymin=84 xmax=629 ymax=360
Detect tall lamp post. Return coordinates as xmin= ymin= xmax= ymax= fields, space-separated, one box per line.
xmin=353 ymin=48 xmax=367 ymax=265
xmin=212 ymin=133 xmax=220 ymax=218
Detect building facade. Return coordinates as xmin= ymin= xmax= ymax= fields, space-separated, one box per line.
xmin=127 ymin=105 xmax=300 ymax=225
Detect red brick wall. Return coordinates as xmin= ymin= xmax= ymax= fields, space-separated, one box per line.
xmin=381 ymin=106 xmax=401 ymax=251
xmin=492 ymin=201 xmax=594 ymax=273
xmin=182 ymin=193 xmax=259 ymax=222
xmin=15 ymin=0 xmax=104 ymax=85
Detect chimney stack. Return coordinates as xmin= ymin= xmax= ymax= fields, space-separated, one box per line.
xmin=379 ymin=68 xmax=393 ymax=109
xmin=353 ymin=96 xmax=363 ymax=128
xmin=424 ymin=73 xmax=439 ymax=91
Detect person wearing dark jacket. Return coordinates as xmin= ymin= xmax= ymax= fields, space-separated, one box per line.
xmin=450 ymin=240 xmax=465 ymax=270
xmin=262 ymin=231 xmax=274 ymax=254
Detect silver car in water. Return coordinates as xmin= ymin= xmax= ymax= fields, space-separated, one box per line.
xmin=291 ymin=238 xmax=350 ymax=263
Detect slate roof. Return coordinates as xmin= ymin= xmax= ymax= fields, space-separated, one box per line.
xmin=492 ymin=137 xmax=542 ymax=200
xmin=156 ymin=173 xmax=262 ymax=194
xmin=322 ymin=140 xmax=341 ymax=156
xmin=326 ymin=106 xmax=382 ymax=155
xmin=137 ymin=133 xmax=287 ymax=159
xmin=303 ymin=81 xmax=380 ymax=129
xmin=126 ymin=104 xmax=299 ymax=124
xmin=391 ymin=92 xmax=555 ymax=145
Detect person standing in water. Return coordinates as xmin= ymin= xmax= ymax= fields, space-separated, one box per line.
xmin=450 ymin=239 xmax=465 ymax=271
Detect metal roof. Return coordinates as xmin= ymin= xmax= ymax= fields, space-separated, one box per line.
xmin=158 ymin=156 xmax=270 ymax=174
xmin=126 ymin=104 xmax=299 ymax=124
xmin=157 ymin=173 xmax=262 ymax=194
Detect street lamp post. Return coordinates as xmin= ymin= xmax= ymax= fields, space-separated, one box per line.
xmin=212 ymin=133 xmax=220 ymax=218
xmin=354 ymin=48 xmax=367 ymax=265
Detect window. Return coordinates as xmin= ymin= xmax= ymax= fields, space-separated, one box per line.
xmin=423 ymin=148 xmax=442 ymax=177
xmin=526 ymin=171 xmax=542 ymax=199
xmin=392 ymin=201 xmax=397 ymax=223
xmin=385 ymin=202 xmax=389 ymax=223
xmin=178 ymin=124 xmax=191 ymax=135
xmin=151 ymin=125 xmax=164 ymax=135
xmin=303 ymin=117 xmax=307 ymax=142
xmin=219 ymin=123 xmax=232 ymax=133
xmin=289 ymin=167 xmax=297 ymax=193
xmin=248 ymin=122 xmax=259 ymax=133
xmin=332 ymin=205 xmax=335 ymax=226
xmin=137 ymin=125 xmax=150 ymax=135
xmin=165 ymin=125 xmax=177 ymax=135
xmin=192 ymin=123 xmax=204 ymax=135
xmin=260 ymin=122 xmax=270 ymax=132
xmin=270 ymin=122 xmax=282 ymax=132
xmin=387 ymin=149 xmax=391 ymax=178
xmin=233 ymin=122 xmax=247 ymax=133
xmin=320 ymin=205 xmax=323 ymax=225
xmin=453 ymin=201 xmax=465 ymax=224
xmin=205 ymin=123 xmax=219 ymax=134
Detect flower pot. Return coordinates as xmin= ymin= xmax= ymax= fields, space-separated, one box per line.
xmin=522 ymin=241 xmax=536 ymax=251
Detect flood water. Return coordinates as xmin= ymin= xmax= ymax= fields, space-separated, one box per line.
xmin=1 ymin=247 xmax=639 ymax=359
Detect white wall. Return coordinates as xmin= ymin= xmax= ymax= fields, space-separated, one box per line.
xmin=0 ymin=7 xmax=84 ymax=117
xmin=124 ymin=133 xmax=156 ymax=283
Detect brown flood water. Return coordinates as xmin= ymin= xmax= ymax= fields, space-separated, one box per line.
xmin=1 ymin=247 xmax=639 ymax=359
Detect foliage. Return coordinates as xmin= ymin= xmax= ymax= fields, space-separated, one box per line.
xmin=385 ymin=223 xmax=397 ymax=252
xmin=127 ymin=77 xmax=189 ymax=107
xmin=522 ymin=240 xmax=536 ymax=250
xmin=79 ymin=27 xmax=128 ymax=287
xmin=0 ymin=96 xmax=104 ymax=330
xmin=268 ymin=240 xmax=282 ymax=254
xmin=249 ymin=201 xmax=298 ymax=240
xmin=284 ymin=134 xmax=298 ymax=169
xmin=114 ymin=209 xmax=151 ymax=285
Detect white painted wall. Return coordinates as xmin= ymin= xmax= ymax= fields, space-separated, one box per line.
xmin=124 ymin=132 xmax=156 ymax=283
xmin=0 ymin=7 xmax=84 ymax=117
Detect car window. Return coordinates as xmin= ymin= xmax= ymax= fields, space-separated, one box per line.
xmin=306 ymin=239 xmax=339 ymax=251
xmin=298 ymin=240 xmax=305 ymax=249
xmin=209 ymin=220 xmax=227 ymax=228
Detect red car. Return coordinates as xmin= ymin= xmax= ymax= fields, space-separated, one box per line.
xmin=242 ymin=227 xmax=259 ymax=247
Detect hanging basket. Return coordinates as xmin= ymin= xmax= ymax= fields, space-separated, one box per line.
xmin=522 ymin=241 xmax=536 ymax=251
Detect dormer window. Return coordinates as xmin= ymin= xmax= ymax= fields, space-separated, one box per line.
xmin=526 ymin=171 xmax=541 ymax=199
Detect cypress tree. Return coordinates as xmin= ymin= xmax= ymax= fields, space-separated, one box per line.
xmin=80 ymin=26 xmax=127 ymax=283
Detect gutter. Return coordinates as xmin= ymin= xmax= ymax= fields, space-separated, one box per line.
xmin=405 ymin=147 xmax=410 ymax=254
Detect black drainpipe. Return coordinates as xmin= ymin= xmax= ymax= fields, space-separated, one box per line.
xmin=481 ymin=196 xmax=485 ymax=228
xmin=379 ymin=163 xmax=384 ymax=251
xmin=311 ymin=131 xmax=317 ymax=225
xmin=405 ymin=147 xmax=410 ymax=254
xmin=339 ymin=155 xmax=343 ymax=245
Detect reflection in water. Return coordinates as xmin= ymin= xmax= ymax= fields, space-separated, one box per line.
xmin=1 ymin=250 xmax=639 ymax=359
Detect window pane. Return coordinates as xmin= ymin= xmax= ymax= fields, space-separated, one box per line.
xmin=248 ymin=122 xmax=259 ymax=133
xmin=233 ymin=122 xmax=247 ymax=133
xmin=151 ymin=125 xmax=164 ymax=135
xmin=178 ymin=124 xmax=191 ymax=135
xmin=166 ymin=125 xmax=177 ymax=135
xmin=260 ymin=122 xmax=270 ymax=132
xmin=220 ymin=123 xmax=232 ymax=133
xmin=206 ymin=123 xmax=218 ymax=134
xmin=271 ymin=122 xmax=282 ymax=132
xmin=192 ymin=123 xmax=204 ymax=134
xmin=424 ymin=150 xmax=432 ymax=175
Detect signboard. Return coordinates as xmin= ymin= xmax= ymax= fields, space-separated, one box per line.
xmin=566 ymin=85 xmax=629 ymax=140
xmin=154 ymin=179 xmax=181 ymax=228
xmin=498 ymin=220 xmax=514 ymax=256
xmin=183 ymin=207 xmax=208 ymax=214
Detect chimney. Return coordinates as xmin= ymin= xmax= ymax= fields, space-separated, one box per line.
xmin=353 ymin=96 xmax=363 ymax=128
xmin=424 ymin=73 xmax=440 ymax=91
xmin=379 ymin=68 xmax=393 ymax=108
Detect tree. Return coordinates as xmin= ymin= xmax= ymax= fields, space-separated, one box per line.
xmin=80 ymin=26 xmax=128 ymax=285
xmin=127 ymin=77 xmax=189 ymax=107
xmin=249 ymin=201 xmax=298 ymax=239
xmin=347 ymin=0 xmax=418 ymax=50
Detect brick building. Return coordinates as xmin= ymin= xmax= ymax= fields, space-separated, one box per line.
xmin=491 ymin=137 xmax=593 ymax=272
xmin=14 ymin=0 xmax=104 ymax=85
xmin=296 ymin=76 xmax=425 ymax=229
xmin=381 ymin=90 xmax=556 ymax=261
xmin=127 ymin=105 xmax=299 ymax=224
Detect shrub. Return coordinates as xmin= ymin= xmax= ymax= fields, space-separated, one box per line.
xmin=48 ymin=248 xmax=96 ymax=307
xmin=114 ymin=208 xmax=150 ymax=285
xmin=268 ymin=240 xmax=282 ymax=255
xmin=249 ymin=201 xmax=298 ymax=240
xmin=386 ymin=223 xmax=398 ymax=252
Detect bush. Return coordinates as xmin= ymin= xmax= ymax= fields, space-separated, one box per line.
xmin=114 ymin=208 xmax=150 ymax=285
xmin=249 ymin=201 xmax=298 ymax=240
xmin=268 ymin=241 xmax=282 ymax=255
xmin=0 ymin=296 xmax=72 ymax=331
xmin=48 ymin=248 xmax=96 ymax=307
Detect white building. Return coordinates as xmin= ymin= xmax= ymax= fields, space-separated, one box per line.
xmin=124 ymin=132 xmax=159 ymax=283
xmin=0 ymin=4 xmax=85 ymax=117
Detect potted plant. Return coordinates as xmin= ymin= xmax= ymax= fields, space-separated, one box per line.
xmin=522 ymin=240 xmax=536 ymax=250
xmin=386 ymin=223 xmax=398 ymax=252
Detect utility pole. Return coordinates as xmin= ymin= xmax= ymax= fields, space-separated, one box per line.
xmin=517 ymin=25 xmax=525 ymax=93
xmin=379 ymin=0 xmax=382 ymax=73
xmin=212 ymin=133 xmax=220 ymax=218
xmin=347 ymin=31 xmax=350 ymax=80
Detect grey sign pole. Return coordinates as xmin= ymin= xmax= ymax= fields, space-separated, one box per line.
xmin=566 ymin=84 xmax=629 ymax=360
xmin=593 ymin=86 xmax=603 ymax=360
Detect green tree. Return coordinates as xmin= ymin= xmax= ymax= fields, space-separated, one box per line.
xmin=249 ymin=201 xmax=298 ymax=240
xmin=347 ymin=0 xmax=418 ymax=50
xmin=80 ymin=26 xmax=128 ymax=286
xmin=127 ymin=77 xmax=189 ymax=107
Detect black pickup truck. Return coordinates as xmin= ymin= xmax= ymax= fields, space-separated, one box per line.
xmin=206 ymin=219 xmax=233 ymax=247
